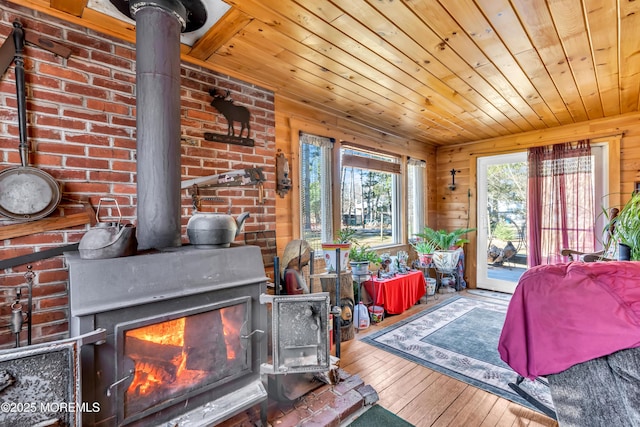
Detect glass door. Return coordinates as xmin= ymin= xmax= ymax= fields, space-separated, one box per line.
xmin=476 ymin=145 xmax=608 ymax=293
xmin=476 ymin=153 xmax=528 ymax=293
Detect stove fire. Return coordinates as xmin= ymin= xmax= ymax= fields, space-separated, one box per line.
xmin=122 ymin=303 xmax=248 ymax=418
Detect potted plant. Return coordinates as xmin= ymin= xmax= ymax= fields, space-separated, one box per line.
xmin=418 ymin=227 xmax=476 ymax=272
xmin=609 ymin=192 xmax=640 ymax=260
xmin=349 ymin=244 xmax=381 ymax=275
xmin=322 ymin=227 xmax=357 ymax=272
xmin=410 ymin=238 xmax=437 ymax=266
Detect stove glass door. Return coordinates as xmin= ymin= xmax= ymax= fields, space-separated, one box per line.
xmin=116 ymin=297 xmax=251 ymax=422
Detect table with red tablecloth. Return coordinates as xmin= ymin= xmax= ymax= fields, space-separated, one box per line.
xmin=363 ymin=270 xmax=426 ymax=314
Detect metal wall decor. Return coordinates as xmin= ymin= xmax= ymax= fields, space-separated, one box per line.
xmin=448 ymin=168 xmax=461 ymax=191
xmin=276 ymin=150 xmax=292 ymax=197
xmin=204 ymin=88 xmax=255 ymax=146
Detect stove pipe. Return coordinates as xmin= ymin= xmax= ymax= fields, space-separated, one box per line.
xmin=129 ymin=0 xmax=187 ymax=250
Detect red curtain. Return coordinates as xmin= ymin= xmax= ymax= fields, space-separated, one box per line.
xmin=527 ymin=141 xmax=595 ymax=266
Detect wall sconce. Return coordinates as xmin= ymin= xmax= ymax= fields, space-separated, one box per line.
xmin=448 ymin=168 xmax=461 ymax=191
xmin=276 ymin=149 xmax=292 ymax=198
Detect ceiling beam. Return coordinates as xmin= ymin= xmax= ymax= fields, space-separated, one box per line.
xmin=189 ymin=7 xmax=252 ymax=61
xmin=49 ymin=0 xmax=88 ymax=17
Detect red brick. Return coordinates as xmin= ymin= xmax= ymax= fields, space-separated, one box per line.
xmin=31 ymin=309 xmax=66 ymax=324
xmin=39 ymin=63 xmax=89 ymax=83
xmin=333 ymin=373 xmax=364 ymax=395
xmin=273 ymin=407 xmax=313 ymax=427
xmin=66 ymin=157 xmax=110 ymax=170
xmin=90 ymin=50 xmax=134 ymax=71
xmin=9 ymin=232 xmax=65 ymax=246
xmin=63 ymin=109 xmax=109 ymax=123
xmin=112 ymin=160 xmax=136 ymax=172
xmin=39 ymin=323 xmax=69 ymax=339
xmin=88 ymin=170 xmax=133 ymax=182
xmin=65 ymin=133 xmax=112 ymax=146
xmin=39 ymin=296 xmax=69 ymax=309
xmin=36 ymin=269 xmax=70 ymax=283
xmin=333 ymin=389 xmax=364 ymax=422
xmin=67 ymin=59 xmax=111 ymax=78
xmin=86 ymin=98 xmax=130 ymax=115
xmin=89 ymin=123 xmax=131 ymax=137
xmin=38 ymin=141 xmax=86 ymax=156
xmin=33 ymin=88 xmax=84 ymax=106
xmin=38 ymin=115 xmax=87 ymax=130
xmin=32 ymin=284 xmax=67 ymax=298
xmin=302 ymin=407 xmax=340 ymax=427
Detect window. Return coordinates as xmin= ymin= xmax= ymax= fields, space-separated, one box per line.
xmin=299 ymin=132 xmax=334 ymax=252
xmin=340 ymin=145 xmax=401 ymax=247
xmin=407 ymin=158 xmax=426 ymax=239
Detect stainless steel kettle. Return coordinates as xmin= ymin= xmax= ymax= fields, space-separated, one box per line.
xmin=187 ymin=211 xmax=250 ymax=248
xmin=78 ymin=198 xmax=137 ymax=259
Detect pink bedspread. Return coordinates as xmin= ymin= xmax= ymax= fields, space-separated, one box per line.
xmin=498 ymin=261 xmax=640 ymax=379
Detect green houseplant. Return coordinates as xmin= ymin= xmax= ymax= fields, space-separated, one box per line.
xmin=349 ymin=244 xmax=381 ymax=274
xmin=417 ymin=227 xmax=476 ymax=250
xmin=410 ymin=238 xmax=437 ymax=266
xmin=610 ymin=192 xmax=640 ymax=260
xmin=418 ymin=227 xmax=476 ymax=272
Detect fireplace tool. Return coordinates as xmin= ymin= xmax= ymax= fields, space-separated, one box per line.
xmin=9 ymin=297 xmax=27 ymax=348
xmin=4 ymin=266 xmax=34 ymax=347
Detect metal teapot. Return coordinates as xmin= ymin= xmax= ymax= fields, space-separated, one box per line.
xmin=79 ymin=198 xmax=137 ymax=259
xmin=187 ymin=211 xmax=250 ymax=248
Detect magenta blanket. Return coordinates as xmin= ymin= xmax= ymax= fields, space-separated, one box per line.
xmin=498 ymin=261 xmax=640 ymax=379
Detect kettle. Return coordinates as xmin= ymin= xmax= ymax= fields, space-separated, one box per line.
xmin=79 ymin=198 xmax=137 ymax=259
xmin=187 ymin=211 xmax=250 ymax=248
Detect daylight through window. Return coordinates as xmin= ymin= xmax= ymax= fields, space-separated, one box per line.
xmin=340 ymin=146 xmax=401 ymax=248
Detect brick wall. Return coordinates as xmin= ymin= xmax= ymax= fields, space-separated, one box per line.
xmin=0 ymin=3 xmax=276 ymax=348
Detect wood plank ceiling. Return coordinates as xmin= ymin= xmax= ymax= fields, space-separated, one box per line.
xmin=17 ymin=0 xmax=640 ymax=147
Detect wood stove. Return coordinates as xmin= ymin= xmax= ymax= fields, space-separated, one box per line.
xmin=65 ymin=245 xmax=268 ymax=426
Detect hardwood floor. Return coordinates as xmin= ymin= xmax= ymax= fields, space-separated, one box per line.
xmin=339 ymin=291 xmax=559 ymax=427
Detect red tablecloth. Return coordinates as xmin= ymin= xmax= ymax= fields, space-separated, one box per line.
xmin=363 ymin=270 xmax=426 ymax=314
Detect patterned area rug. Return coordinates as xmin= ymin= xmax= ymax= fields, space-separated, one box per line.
xmin=466 ymin=289 xmax=513 ymax=301
xmin=362 ymin=296 xmax=553 ymax=414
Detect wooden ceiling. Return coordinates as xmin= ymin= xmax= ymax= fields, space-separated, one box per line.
xmin=18 ymin=0 xmax=640 ymax=147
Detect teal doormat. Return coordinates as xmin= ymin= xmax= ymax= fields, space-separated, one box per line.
xmin=348 ymin=404 xmax=414 ymax=427
xmin=362 ymin=296 xmax=553 ymax=415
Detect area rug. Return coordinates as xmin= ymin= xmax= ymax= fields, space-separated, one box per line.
xmin=347 ymin=404 xmax=414 ymax=427
xmin=466 ymin=289 xmax=513 ymax=301
xmin=362 ymin=296 xmax=553 ymax=415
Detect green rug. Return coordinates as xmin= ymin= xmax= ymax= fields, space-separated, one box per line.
xmin=362 ymin=296 xmax=553 ymax=415
xmin=348 ymin=404 xmax=414 ymax=427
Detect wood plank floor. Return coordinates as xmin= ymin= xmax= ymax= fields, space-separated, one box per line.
xmin=339 ymin=291 xmax=559 ymax=427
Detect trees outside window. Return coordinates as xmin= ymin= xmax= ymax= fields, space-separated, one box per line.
xmin=340 ymin=147 xmax=400 ymax=248
xmin=299 ymin=133 xmax=333 ymax=252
